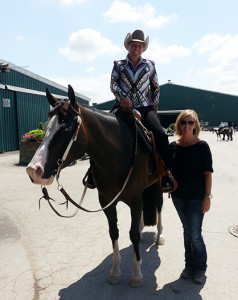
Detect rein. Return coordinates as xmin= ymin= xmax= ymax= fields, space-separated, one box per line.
xmin=39 ymin=105 xmax=138 ymax=218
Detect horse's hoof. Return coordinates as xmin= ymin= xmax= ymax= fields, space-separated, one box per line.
xmin=108 ymin=275 xmax=120 ymax=285
xmin=156 ymin=235 xmax=165 ymax=245
xmin=130 ymin=277 xmax=143 ymax=287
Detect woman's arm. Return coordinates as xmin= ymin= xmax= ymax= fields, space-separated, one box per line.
xmin=110 ymin=62 xmax=127 ymax=102
xmin=202 ymin=172 xmax=212 ymax=213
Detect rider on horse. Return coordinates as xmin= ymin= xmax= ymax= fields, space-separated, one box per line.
xmin=218 ymin=121 xmax=226 ymax=134
xmin=86 ymin=29 xmax=176 ymax=192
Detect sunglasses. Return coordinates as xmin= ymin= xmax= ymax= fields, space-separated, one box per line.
xmin=180 ymin=120 xmax=195 ymax=126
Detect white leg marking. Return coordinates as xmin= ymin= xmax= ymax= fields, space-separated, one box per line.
xmin=109 ymin=240 xmax=121 ymax=284
xmin=130 ymin=254 xmax=143 ymax=287
xmin=156 ymin=212 xmax=165 ymax=245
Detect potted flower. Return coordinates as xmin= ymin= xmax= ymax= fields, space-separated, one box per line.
xmin=19 ymin=123 xmax=45 ymax=164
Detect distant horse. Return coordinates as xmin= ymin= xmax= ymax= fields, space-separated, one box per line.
xmin=211 ymin=127 xmax=230 ymax=141
xmin=26 ymin=85 xmax=164 ymax=287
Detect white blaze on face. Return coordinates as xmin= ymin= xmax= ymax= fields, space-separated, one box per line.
xmin=26 ymin=115 xmax=62 ymax=185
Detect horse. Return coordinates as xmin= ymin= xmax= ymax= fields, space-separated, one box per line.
xmin=211 ymin=127 xmax=230 ymax=141
xmin=26 ymin=85 xmax=164 ymax=287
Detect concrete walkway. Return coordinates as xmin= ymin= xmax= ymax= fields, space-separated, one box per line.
xmin=0 ymin=131 xmax=238 ymax=300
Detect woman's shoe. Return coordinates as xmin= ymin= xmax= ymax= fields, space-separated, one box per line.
xmin=180 ymin=268 xmax=193 ymax=279
xmin=193 ymin=271 xmax=207 ymax=284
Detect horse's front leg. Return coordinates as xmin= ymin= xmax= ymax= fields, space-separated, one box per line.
xmin=130 ymin=200 xmax=143 ymax=287
xmin=139 ymin=212 xmax=144 ymax=238
xmin=110 ymin=239 xmax=121 ymax=284
xmin=103 ymin=204 xmax=121 ymax=284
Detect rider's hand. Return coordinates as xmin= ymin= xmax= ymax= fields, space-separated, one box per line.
xmin=121 ymin=98 xmax=132 ymax=109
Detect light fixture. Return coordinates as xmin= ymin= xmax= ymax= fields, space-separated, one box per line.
xmin=0 ymin=62 xmax=10 ymax=72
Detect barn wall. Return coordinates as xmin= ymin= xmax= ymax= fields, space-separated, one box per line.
xmin=0 ymin=60 xmax=90 ymax=152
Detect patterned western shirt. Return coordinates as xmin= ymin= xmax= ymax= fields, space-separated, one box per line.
xmin=110 ymin=55 xmax=160 ymax=109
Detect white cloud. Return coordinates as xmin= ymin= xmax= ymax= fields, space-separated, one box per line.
xmin=86 ymin=67 xmax=95 ymax=74
xmin=59 ymin=28 xmax=123 ymax=62
xmin=60 ymin=0 xmax=87 ymax=6
xmin=103 ymin=1 xmax=177 ymax=28
xmin=16 ymin=35 xmax=25 ymax=41
xmin=188 ymin=34 xmax=238 ymax=95
xmin=193 ymin=34 xmax=238 ymax=77
xmin=147 ymin=39 xmax=190 ymax=64
xmin=209 ymin=35 xmax=238 ymax=67
xmin=50 ymin=72 xmax=113 ymax=103
xmin=192 ymin=34 xmax=231 ymax=54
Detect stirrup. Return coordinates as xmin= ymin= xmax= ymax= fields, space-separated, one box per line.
xmin=161 ymin=170 xmax=177 ymax=193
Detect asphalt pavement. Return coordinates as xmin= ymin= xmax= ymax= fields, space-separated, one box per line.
xmin=0 ymin=131 xmax=238 ymax=300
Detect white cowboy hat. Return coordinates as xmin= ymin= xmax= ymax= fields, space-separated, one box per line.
xmin=124 ymin=29 xmax=149 ymax=52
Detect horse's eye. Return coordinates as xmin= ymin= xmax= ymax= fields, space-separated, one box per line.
xmin=65 ymin=126 xmax=72 ymax=132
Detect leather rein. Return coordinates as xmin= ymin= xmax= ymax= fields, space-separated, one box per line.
xmin=39 ymin=103 xmax=138 ymax=218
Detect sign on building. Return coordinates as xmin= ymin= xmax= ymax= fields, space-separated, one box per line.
xmin=2 ymin=98 xmax=11 ymax=107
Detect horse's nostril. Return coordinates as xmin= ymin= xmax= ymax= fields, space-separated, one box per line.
xmin=28 ymin=175 xmax=34 ymax=183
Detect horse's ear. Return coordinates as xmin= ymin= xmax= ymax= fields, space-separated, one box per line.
xmin=46 ymin=88 xmax=58 ymax=107
xmin=68 ymin=84 xmax=76 ymax=107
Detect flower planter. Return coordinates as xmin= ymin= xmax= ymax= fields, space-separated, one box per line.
xmin=19 ymin=142 xmax=41 ymax=164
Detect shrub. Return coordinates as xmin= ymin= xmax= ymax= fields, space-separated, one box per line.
xmin=21 ymin=123 xmax=45 ymax=142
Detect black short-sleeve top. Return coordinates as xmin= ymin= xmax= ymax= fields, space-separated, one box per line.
xmin=170 ymin=140 xmax=213 ymax=199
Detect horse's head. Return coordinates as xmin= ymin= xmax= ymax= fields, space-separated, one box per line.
xmin=26 ymin=85 xmax=87 ymax=185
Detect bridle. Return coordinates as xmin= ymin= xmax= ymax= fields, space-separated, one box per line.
xmin=39 ymin=102 xmax=138 ymax=218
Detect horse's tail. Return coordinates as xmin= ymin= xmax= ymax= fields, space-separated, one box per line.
xmin=142 ymin=182 xmax=163 ymax=226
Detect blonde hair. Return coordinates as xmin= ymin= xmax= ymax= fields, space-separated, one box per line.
xmin=175 ymin=109 xmax=200 ymax=137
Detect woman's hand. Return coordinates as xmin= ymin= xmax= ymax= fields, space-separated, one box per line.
xmin=121 ymin=97 xmax=132 ymax=109
xmin=203 ymin=172 xmax=212 ymax=213
xmin=201 ymin=196 xmax=211 ymax=213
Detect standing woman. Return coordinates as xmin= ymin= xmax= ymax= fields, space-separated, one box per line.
xmin=170 ymin=109 xmax=213 ymax=284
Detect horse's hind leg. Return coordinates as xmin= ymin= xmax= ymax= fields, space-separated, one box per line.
xmin=130 ymin=199 xmax=143 ymax=287
xmin=103 ymin=205 xmax=121 ymax=284
xmin=156 ymin=212 xmax=165 ymax=245
xmin=139 ymin=210 xmax=165 ymax=245
xmin=155 ymin=191 xmax=165 ymax=245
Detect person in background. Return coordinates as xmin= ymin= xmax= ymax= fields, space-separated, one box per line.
xmin=110 ymin=29 xmax=175 ymax=191
xmin=228 ymin=121 xmax=234 ymax=141
xmin=170 ymin=109 xmax=213 ymax=284
xmin=218 ymin=121 xmax=225 ymax=134
xmin=229 ymin=125 xmax=234 ymax=141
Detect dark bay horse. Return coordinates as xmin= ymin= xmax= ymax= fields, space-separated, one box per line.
xmin=26 ymin=85 xmax=163 ymax=287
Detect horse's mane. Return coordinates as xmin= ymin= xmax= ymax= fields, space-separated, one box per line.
xmin=48 ymin=99 xmax=115 ymax=119
xmin=80 ymin=103 xmax=115 ymax=118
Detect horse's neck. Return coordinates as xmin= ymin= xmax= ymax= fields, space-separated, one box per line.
xmin=81 ymin=107 xmax=119 ymax=156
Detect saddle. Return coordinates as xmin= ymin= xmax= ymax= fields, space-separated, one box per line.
xmin=114 ymin=108 xmax=175 ymax=192
xmin=113 ymin=108 xmax=152 ymax=152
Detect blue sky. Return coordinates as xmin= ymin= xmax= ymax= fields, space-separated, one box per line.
xmin=1 ymin=0 xmax=238 ymax=104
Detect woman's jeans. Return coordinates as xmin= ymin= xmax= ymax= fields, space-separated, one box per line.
xmin=172 ymin=196 xmax=207 ymax=272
